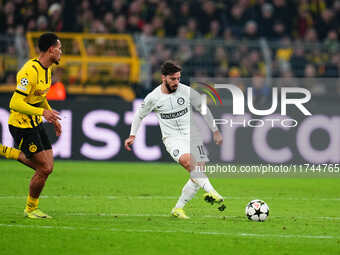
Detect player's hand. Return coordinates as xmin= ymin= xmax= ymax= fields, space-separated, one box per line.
xmin=213 ymin=130 xmax=223 ymax=145
xmin=43 ymin=109 xmax=61 ymax=123
xmin=124 ymin=135 xmax=135 ymax=151
xmin=54 ymin=120 xmax=62 ymax=137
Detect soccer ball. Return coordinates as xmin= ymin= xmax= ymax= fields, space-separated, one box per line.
xmin=245 ymin=199 xmax=269 ymax=222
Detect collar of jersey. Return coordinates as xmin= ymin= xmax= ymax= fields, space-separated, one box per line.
xmin=33 ymin=59 xmax=48 ymax=70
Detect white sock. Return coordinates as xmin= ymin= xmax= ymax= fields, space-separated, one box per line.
xmin=190 ymin=166 xmax=218 ymax=194
xmin=174 ymin=179 xmax=200 ymax=209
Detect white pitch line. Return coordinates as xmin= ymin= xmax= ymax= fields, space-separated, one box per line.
xmin=66 ymin=212 xmax=340 ymax=221
xmin=0 ymin=195 xmax=178 ymax=200
xmin=0 ymin=223 xmax=337 ymax=240
xmin=0 ymin=195 xmax=340 ymax=201
xmin=106 ymin=196 xmax=178 ymax=200
xmin=67 ymin=212 xmax=236 ymax=218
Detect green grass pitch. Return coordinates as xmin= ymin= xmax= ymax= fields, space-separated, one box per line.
xmin=0 ymin=160 xmax=339 ymax=255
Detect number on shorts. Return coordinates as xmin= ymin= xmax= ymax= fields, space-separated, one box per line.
xmin=197 ymin=145 xmax=205 ymax=155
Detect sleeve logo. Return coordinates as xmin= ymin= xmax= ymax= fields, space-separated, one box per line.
xmin=20 ymin=78 xmax=28 ymax=86
xmin=18 ymin=78 xmax=29 ymax=91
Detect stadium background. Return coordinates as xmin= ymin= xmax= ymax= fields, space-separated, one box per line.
xmin=0 ymin=1 xmax=340 ymax=255
xmin=0 ymin=0 xmax=340 ymax=164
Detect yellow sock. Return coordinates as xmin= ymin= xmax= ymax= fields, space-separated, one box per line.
xmin=0 ymin=144 xmax=20 ymax=160
xmin=25 ymin=195 xmax=39 ymax=212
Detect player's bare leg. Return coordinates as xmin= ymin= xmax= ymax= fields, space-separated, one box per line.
xmin=0 ymin=144 xmax=53 ymax=218
xmin=0 ymin=144 xmax=41 ymax=171
xmin=28 ymin=149 xmax=53 ymax=197
xmin=17 ymin=152 xmax=38 ymax=170
xmin=178 ymin=153 xmax=222 ymax=198
xmin=23 ymin=149 xmax=54 ymax=218
xmin=17 ymin=149 xmax=54 ymax=174
xmin=191 ymin=160 xmax=225 ymax=208
xmin=172 ymin=153 xmax=225 ymax=219
xmin=0 ymin=143 xmax=51 ymax=172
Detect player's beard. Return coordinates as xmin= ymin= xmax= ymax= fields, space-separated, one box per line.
xmin=53 ymin=55 xmax=60 ymax=65
xmin=165 ymin=80 xmax=177 ymax=93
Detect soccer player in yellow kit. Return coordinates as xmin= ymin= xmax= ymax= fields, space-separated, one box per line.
xmin=0 ymin=33 xmax=62 ymax=218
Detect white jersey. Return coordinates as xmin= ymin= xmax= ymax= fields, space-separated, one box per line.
xmin=130 ymin=83 xmax=217 ymax=140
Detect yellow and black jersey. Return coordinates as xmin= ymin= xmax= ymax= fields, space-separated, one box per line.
xmin=8 ymin=59 xmax=52 ymax=129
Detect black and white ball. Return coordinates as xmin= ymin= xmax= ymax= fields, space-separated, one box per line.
xmin=245 ymin=199 xmax=269 ymax=222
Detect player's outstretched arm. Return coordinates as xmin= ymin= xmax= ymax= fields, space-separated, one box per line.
xmin=125 ymin=95 xmax=155 ymax=151
xmin=213 ymin=130 xmax=223 ymax=145
xmin=124 ymin=135 xmax=135 ymax=151
xmin=125 ymin=112 xmax=142 ymax=152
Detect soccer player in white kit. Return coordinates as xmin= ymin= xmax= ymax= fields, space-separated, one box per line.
xmin=124 ymin=61 xmax=224 ymax=219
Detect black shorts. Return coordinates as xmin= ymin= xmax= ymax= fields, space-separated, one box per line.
xmin=9 ymin=124 xmax=52 ymax=158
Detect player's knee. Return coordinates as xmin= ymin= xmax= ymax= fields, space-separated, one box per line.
xmin=179 ymin=154 xmax=193 ymax=171
xmin=38 ymin=161 xmax=54 ymax=176
xmin=44 ymin=163 xmax=54 ymax=176
xmin=182 ymin=160 xmax=191 ymax=170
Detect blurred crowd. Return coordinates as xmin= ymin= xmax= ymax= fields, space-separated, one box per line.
xmin=1 ymin=0 xmax=340 ymax=41
xmin=0 ymin=0 xmax=340 ymax=97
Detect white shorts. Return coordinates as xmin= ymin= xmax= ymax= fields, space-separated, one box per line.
xmin=163 ymin=137 xmax=209 ymax=163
